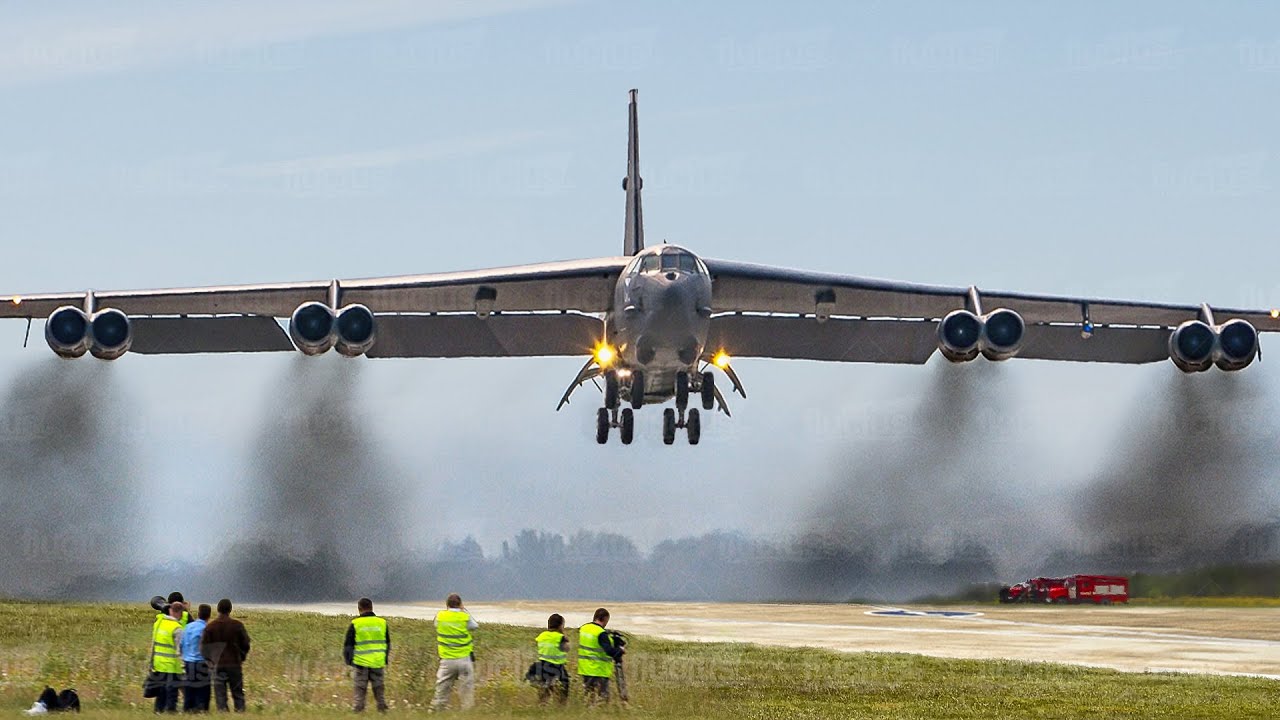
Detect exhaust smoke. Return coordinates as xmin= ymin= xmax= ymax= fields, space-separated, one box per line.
xmin=221 ymin=357 xmax=410 ymax=601
xmin=1063 ymin=371 xmax=1276 ymax=570
xmin=0 ymin=361 xmax=143 ymax=597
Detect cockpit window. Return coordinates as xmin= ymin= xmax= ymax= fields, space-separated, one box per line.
xmin=632 ymin=249 xmax=704 ymax=275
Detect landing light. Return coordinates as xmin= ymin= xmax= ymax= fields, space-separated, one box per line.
xmin=10 ymin=297 xmax=20 ymax=306
xmin=712 ymin=350 xmax=731 ymax=369
xmin=1271 ymin=309 xmax=1279 ymax=319
xmin=594 ymin=343 xmax=616 ymax=367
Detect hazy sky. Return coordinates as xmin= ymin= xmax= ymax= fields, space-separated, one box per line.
xmin=2 ymin=1 xmax=1279 ymax=568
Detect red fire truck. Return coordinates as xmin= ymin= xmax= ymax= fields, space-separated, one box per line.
xmin=999 ymin=575 xmax=1128 ymax=604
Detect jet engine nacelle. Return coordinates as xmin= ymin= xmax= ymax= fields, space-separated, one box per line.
xmin=89 ymin=308 xmax=132 ymax=360
xmin=45 ymin=306 xmax=91 ymax=358
xmin=289 ymin=302 xmax=337 ymax=355
xmin=1214 ymin=318 xmax=1258 ymax=372
xmin=334 ymin=304 xmax=376 ymax=357
xmin=1168 ymin=320 xmax=1216 ymax=372
xmin=938 ymin=309 xmax=982 ymax=362
xmin=979 ymin=308 xmax=1025 ymax=361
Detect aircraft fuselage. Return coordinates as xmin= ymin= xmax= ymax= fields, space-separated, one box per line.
xmin=605 ymin=244 xmax=712 ymax=404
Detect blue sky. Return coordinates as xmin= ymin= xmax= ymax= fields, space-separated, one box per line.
xmin=1 ymin=1 xmax=1279 ymax=571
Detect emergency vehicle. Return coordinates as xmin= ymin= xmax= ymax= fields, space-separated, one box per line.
xmin=998 ymin=575 xmax=1128 ymax=604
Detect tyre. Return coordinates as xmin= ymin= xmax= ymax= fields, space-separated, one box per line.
xmin=701 ymin=372 xmax=715 ymax=410
xmin=662 ymin=408 xmax=676 ymax=445
xmin=604 ymin=371 xmax=619 ymax=410
xmin=675 ymin=371 xmax=689 ymax=410
xmin=596 ymin=408 xmax=610 ymax=444
xmin=630 ymin=371 xmax=646 ymax=409
xmin=620 ymin=408 xmax=634 ymax=445
xmin=686 ymin=408 xmax=701 ymax=445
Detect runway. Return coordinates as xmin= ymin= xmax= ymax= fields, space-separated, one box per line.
xmin=260 ymin=601 xmax=1280 ymax=680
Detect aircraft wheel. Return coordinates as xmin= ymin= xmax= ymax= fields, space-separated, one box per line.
xmin=620 ymin=408 xmax=635 ymax=445
xmin=604 ymin=371 xmax=619 ymax=410
xmin=686 ymin=408 xmax=701 ymax=445
xmin=596 ymin=408 xmax=610 ymax=444
xmin=700 ymin=372 xmax=715 ymax=410
xmin=630 ymin=371 xmax=646 ymax=409
xmin=675 ymin=371 xmax=689 ymax=410
xmin=662 ymin=408 xmax=676 ymax=445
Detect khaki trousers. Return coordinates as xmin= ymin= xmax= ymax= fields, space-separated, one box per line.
xmin=430 ymin=657 xmax=474 ymax=711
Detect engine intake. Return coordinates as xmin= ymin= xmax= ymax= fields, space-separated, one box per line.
xmin=980 ymin=308 xmax=1025 ymax=361
xmin=335 ymin=304 xmax=376 ymax=357
xmin=45 ymin=306 xmax=90 ymax=358
xmin=1215 ymin=318 xmax=1258 ymax=372
xmin=89 ymin=308 xmax=132 ymax=360
xmin=289 ymin=302 xmax=336 ymax=355
xmin=1168 ymin=320 xmax=1215 ymax=373
xmin=938 ymin=310 xmax=982 ymax=363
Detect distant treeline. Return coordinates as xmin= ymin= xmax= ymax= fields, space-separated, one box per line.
xmin=1130 ymin=563 xmax=1280 ymax=598
xmin=53 ymin=521 xmax=1280 ymax=604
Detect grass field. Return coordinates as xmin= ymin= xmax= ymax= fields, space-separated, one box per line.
xmin=0 ymin=601 xmax=1275 ymax=719
xmin=1127 ymin=596 xmax=1280 ymax=608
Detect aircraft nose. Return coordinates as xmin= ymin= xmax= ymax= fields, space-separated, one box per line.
xmin=653 ymin=274 xmax=695 ymax=309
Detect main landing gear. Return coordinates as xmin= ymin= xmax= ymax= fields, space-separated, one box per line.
xmin=596 ymin=370 xmax=707 ymax=446
xmin=597 ymin=406 xmax=637 ymax=445
xmin=662 ymin=370 xmax=705 ymax=445
xmin=661 ymin=407 xmax=700 ymax=445
xmin=597 ymin=370 xmax=644 ymax=445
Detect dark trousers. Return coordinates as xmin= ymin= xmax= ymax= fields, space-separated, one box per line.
xmin=212 ymin=666 xmax=245 ymax=712
xmin=582 ymin=675 xmax=610 ymax=704
xmin=183 ymin=660 xmax=211 ymax=712
xmin=534 ymin=661 xmax=569 ymax=705
xmin=153 ymin=672 xmax=182 ymax=713
xmin=353 ymin=666 xmax=387 ymax=712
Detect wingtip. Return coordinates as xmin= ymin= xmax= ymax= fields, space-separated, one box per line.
xmin=628 ymin=88 xmax=638 ymax=103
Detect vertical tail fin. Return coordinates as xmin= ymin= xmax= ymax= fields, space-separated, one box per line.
xmin=623 ymin=89 xmax=644 ymax=256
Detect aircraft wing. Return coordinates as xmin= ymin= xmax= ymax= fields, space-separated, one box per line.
xmin=704 ymin=259 xmax=1280 ymax=364
xmin=0 ymin=257 xmax=625 ymax=357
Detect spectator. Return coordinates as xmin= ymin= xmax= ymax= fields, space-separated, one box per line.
xmin=149 ymin=601 xmax=186 ymax=713
xmin=200 ymin=598 xmax=250 ymax=713
xmin=343 ymin=597 xmax=390 ymax=713
xmin=180 ymin=603 xmax=212 ymax=712
xmin=429 ymin=594 xmax=478 ymax=711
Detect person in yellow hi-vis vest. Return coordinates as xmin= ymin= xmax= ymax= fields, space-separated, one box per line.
xmin=148 ymin=601 xmax=187 ymax=713
xmin=530 ymin=614 xmax=570 ymax=705
xmin=343 ymin=598 xmax=390 ymax=713
xmin=430 ymin=594 xmax=478 ymax=711
xmin=577 ymin=608 xmax=625 ymax=705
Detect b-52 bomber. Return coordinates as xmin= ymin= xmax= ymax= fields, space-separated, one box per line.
xmin=3 ymin=90 xmax=1277 ymax=446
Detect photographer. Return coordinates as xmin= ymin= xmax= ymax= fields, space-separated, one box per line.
xmin=576 ymin=608 xmax=625 ymax=705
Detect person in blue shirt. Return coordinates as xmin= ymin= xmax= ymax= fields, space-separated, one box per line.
xmin=180 ymin=604 xmax=212 ymax=712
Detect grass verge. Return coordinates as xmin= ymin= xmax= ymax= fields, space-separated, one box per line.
xmin=0 ymin=601 xmax=1274 ymax=718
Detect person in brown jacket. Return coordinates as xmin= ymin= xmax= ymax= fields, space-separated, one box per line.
xmin=200 ymin=598 xmax=251 ymax=712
